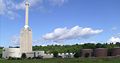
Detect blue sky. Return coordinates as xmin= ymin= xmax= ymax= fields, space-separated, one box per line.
xmin=0 ymin=0 xmax=120 ymax=47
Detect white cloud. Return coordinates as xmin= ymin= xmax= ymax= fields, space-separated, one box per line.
xmin=108 ymin=37 xmax=120 ymax=44
xmin=80 ymin=41 xmax=98 ymax=45
xmin=0 ymin=0 xmax=19 ymax=19
xmin=16 ymin=0 xmax=43 ymax=10
xmin=0 ymin=0 xmax=43 ymax=20
xmin=49 ymin=0 xmax=68 ymax=6
xmin=0 ymin=0 xmax=68 ymax=19
xmin=43 ymin=26 xmax=103 ymax=41
xmin=0 ymin=0 xmax=43 ymax=13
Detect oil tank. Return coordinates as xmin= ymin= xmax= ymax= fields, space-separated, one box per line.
xmin=94 ymin=48 xmax=107 ymax=57
xmin=112 ymin=47 xmax=120 ymax=56
xmin=81 ymin=49 xmax=93 ymax=57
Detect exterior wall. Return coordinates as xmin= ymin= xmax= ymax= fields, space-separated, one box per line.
xmin=2 ymin=48 xmax=21 ymax=59
xmin=25 ymin=52 xmax=74 ymax=58
xmin=26 ymin=52 xmax=34 ymax=58
xmin=20 ymin=27 xmax=32 ymax=53
xmin=81 ymin=49 xmax=93 ymax=57
xmin=2 ymin=49 xmax=47 ymax=59
xmin=112 ymin=48 xmax=120 ymax=56
xmin=94 ymin=48 xmax=108 ymax=57
xmin=33 ymin=51 xmax=45 ymax=57
xmin=58 ymin=53 xmax=74 ymax=58
xmin=25 ymin=51 xmax=53 ymax=58
xmin=24 ymin=51 xmax=46 ymax=58
xmin=43 ymin=54 xmax=53 ymax=58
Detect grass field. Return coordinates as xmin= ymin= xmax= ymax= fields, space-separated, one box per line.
xmin=0 ymin=58 xmax=120 ymax=63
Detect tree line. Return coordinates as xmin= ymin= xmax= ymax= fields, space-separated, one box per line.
xmin=33 ymin=42 xmax=120 ymax=53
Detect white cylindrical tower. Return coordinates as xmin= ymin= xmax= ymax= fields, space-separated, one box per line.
xmin=24 ymin=0 xmax=29 ymax=28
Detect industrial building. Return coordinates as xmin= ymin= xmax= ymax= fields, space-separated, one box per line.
xmin=2 ymin=0 xmax=120 ymax=59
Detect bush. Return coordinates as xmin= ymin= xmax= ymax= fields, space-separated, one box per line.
xmin=28 ymin=57 xmax=32 ymax=59
xmin=8 ymin=57 xmax=17 ymax=60
xmin=21 ymin=53 xmax=26 ymax=59
xmin=74 ymin=51 xmax=81 ymax=58
xmin=53 ymin=51 xmax=58 ymax=58
xmin=0 ymin=54 xmax=2 ymax=58
xmin=36 ymin=55 xmax=43 ymax=59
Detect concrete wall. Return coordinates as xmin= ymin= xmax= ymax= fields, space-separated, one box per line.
xmin=2 ymin=48 xmax=21 ymax=59
xmin=20 ymin=27 xmax=32 ymax=53
xmin=58 ymin=53 xmax=74 ymax=58
xmin=81 ymin=49 xmax=93 ymax=57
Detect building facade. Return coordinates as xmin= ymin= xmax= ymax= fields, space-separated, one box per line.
xmin=2 ymin=48 xmax=21 ymax=59
xmin=20 ymin=27 xmax=32 ymax=53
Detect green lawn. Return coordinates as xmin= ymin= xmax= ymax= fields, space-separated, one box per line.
xmin=0 ymin=58 xmax=120 ymax=63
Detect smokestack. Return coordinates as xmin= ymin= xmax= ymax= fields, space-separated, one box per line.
xmin=24 ymin=0 xmax=29 ymax=28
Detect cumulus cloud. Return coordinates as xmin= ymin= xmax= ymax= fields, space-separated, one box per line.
xmin=43 ymin=26 xmax=103 ymax=41
xmin=0 ymin=0 xmax=67 ymax=19
xmin=16 ymin=0 xmax=43 ymax=10
xmin=0 ymin=0 xmax=43 ymax=16
xmin=108 ymin=33 xmax=120 ymax=44
xmin=1 ymin=0 xmax=43 ymax=10
xmin=0 ymin=0 xmax=19 ymax=19
xmin=0 ymin=0 xmax=68 ymax=20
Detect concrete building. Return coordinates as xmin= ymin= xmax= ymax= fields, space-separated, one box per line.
xmin=2 ymin=48 xmax=21 ymax=59
xmin=20 ymin=27 xmax=32 ymax=53
xmin=58 ymin=53 xmax=74 ymax=58
xmin=42 ymin=54 xmax=54 ymax=58
xmin=25 ymin=51 xmax=46 ymax=58
xmin=2 ymin=48 xmax=52 ymax=59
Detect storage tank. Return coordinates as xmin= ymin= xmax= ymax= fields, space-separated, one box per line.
xmin=94 ymin=48 xmax=107 ymax=57
xmin=112 ymin=47 xmax=120 ymax=56
xmin=81 ymin=49 xmax=93 ymax=57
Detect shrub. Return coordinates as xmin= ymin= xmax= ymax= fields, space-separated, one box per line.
xmin=74 ymin=51 xmax=81 ymax=58
xmin=21 ymin=53 xmax=26 ymax=59
xmin=8 ymin=57 xmax=17 ymax=60
xmin=53 ymin=51 xmax=58 ymax=58
xmin=0 ymin=54 xmax=2 ymax=58
xmin=36 ymin=55 xmax=43 ymax=59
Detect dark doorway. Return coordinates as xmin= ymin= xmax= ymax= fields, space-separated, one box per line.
xmin=85 ymin=53 xmax=90 ymax=58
